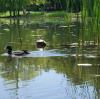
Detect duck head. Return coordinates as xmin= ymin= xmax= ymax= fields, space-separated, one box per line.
xmin=6 ymin=46 xmax=12 ymax=55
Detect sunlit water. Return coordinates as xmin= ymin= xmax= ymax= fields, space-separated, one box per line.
xmin=2 ymin=49 xmax=66 ymax=57
xmin=0 ymin=17 xmax=100 ymax=99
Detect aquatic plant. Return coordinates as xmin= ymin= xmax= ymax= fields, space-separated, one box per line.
xmin=64 ymin=0 xmax=100 ymax=46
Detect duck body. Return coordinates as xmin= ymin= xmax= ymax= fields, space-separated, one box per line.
xmin=13 ymin=50 xmax=29 ymax=56
xmin=36 ymin=39 xmax=46 ymax=48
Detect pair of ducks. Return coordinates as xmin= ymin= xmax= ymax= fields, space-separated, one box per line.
xmin=6 ymin=39 xmax=46 ymax=56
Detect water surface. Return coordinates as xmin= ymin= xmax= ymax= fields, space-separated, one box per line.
xmin=0 ymin=17 xmax=100 ymax=99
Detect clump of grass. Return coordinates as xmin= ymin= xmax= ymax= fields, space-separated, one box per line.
xmin=44 ymin=11 xmax=67 ymax=17
xmin=0 ymin=12 xmax=10 ymax=17
xmin=30 ymin=12 xmax=44 ymax=17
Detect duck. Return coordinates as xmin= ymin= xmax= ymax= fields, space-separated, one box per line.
xmin=36 ymin=39 xmax=46 ymax=49
xmin=6 ymin=46 xmax=29 ymax=56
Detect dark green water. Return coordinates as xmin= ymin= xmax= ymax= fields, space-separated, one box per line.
xmin=0 ymin=17 xmax=100 ymax=99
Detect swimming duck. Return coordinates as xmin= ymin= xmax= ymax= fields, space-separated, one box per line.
xmin=36 ymin=39 xmax=46 ymax=48
xmin=6 ymin=46 xmax=29 ymax=56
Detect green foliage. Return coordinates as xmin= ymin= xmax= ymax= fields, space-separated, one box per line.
xmin=0 ymin=0 xmax=32 ymax=16
xmin=45 ymin=11 xmax=67 ymax=17
xmin=82 ymin=0 xmax=100 ymax=17
xmin=81 ymin=0 xmax=100 ymax=34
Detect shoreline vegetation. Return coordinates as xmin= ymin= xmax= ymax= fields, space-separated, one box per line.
xmin=0 ymin=11 xmax=76 ymax=18
xmin=0 ymin=0 xmax=99 ymax=22
xmin=0 ymin=11 xmax=81 ymax=24
xmin=0 ymin=0 xmax=99 ymax=48
xmin=0 ymin=11 xmax=99 ymax=25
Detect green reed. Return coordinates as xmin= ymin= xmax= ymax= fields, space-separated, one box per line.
xmin=64 ymin=0 xmax=100 ymax=45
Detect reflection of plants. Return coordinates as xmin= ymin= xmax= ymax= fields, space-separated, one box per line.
xmin=0 ymin=57 xmax=39 ymax=81
xmin=0 ymin=53 xmax=99 ymax=92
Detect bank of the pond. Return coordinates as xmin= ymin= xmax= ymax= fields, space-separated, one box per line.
xmin=0 ymin=11 xmax=77 ymax=18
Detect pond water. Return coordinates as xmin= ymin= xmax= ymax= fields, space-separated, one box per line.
xmin=0 ymin=17 xmax=100 ymax=99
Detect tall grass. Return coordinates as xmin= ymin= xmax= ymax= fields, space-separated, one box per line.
xmin=81 ymin=0 xmax=100 ymax=44
xmin=64 ymin=0 xmax=100 ymax=46
xmin=77 ymin=0 xmax=99 ymax=45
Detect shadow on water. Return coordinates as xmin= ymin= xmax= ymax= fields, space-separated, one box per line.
xmin=0 ymin=17 xmax=100 ymax=99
